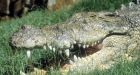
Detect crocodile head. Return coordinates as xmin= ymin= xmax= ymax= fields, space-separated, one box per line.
xmin=11 ymin=25 xmax=47 ymax=48
xmin=10 ymin=2 xmax=140 ymax=75
xmin=11 ymin=11 xmax=129 ymax=49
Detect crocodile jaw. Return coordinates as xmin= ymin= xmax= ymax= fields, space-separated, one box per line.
xmin=61 ymin=35 xmax=130 ymax=74
xmin=11 ymin=25 xmax=47 ymax=48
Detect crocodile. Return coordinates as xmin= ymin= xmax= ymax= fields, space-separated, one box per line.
xmin=10 ymin=2 xmax=140 ymax=75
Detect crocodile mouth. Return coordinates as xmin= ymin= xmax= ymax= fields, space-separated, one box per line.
xmin=29 ymin=32 xmax=127 ymax=73
xmin=68 ymin=41 xmax=103 ymax=59
xmin=29 ymin=39 xmax=103 ymax=71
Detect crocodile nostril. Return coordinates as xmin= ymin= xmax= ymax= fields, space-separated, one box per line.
xmin=35 ymin=40 xmax=39 ymax=43
xmin=21 ymin=25 xmax=26 ymax=30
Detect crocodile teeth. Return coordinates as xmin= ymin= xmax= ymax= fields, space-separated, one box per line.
xmin=78 ymin=57 xmax=81 ymax=61
xmin=73 ymin=41 xmax=76 ymax=44
xmin=86 ymin=45 xmax=89 ymax=48
xmin=121 ymin=4 xmax=126 ymax=10
xmin=78 ymin=44 xmax=81 ymax=47
xmin=83 ymin=45 xmax=86 ymax=48
xmin=43 ymin=45 xmax=47 ymax=50
xmin=97 ymin=41 xmax=100 ymax=43
xmin=115 ymin=11 xmax=119 ymax=15
xmin=65 ymin=49 xmax=70 ymax=57
xmin=59 ymin=50 xmax=62 ymax=54
xmin=69 ymin=60 xmax=74 ymax=64
xmin=52 ymin=47 xmax=56 ymax=52
xmin=91 ymin=43 xmax=94 ymax=46
xmin=20 ymin=70 xmax=26 ymax=75
xmin=27 ymin=50 xmax=31 ymax=58
xmin=95 ymin=42 xmax=97 ymax=45
xmin=48 ymin=45 xmax=52 ymax=50
xmin=71 ymin=45 xmax=74 ymax=49
xmin=74 ymin=55 xmax=78 ymax=62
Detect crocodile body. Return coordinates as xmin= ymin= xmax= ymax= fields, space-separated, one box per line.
xmin=10 ymin=2 xmax=140 ymax=74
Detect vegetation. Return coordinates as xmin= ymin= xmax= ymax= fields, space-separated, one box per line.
xmin=85 ymin=60 xmax=140 ymax=75
xmin=0 ymin=0 xmax=139 ymax=75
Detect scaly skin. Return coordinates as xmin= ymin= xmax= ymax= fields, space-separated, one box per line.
xmin=10 ymin=2 xmax=140 ymax=75
xmin=11 ymin=11 xmax=129 ymax=49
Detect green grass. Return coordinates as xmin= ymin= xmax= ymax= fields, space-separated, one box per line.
xmin=70 ymin=0 xmax=132 ymax=12
xmin=86 ymin=60 xmax=140 ymax=75
xmin=0 ymin=0 xmax=138 ymax=75
xmin=68 ymin=59 xmax=140 ymax=75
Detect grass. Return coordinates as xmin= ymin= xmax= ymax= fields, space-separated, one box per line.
xmin=68 ymin=59 xmax=140 ymax=75
xmin=0 ymin=0 xmax=139 ymax=75
xmin=86 ymin=60 xmax=140 ymax=75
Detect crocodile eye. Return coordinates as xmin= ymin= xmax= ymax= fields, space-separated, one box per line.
xmin=90 ymin=14 xmax=96 ymax=17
